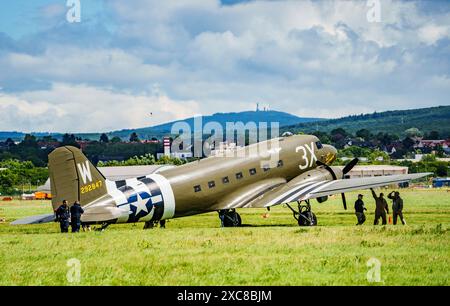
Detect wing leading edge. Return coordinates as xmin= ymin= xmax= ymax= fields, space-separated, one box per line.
xmin=244 ymin=173 xmax=430 ymax=208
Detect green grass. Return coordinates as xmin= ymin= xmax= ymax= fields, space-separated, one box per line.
xmin=0 ymin=189 xmax=449 ymax=286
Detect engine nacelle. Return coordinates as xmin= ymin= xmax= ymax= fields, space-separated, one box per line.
xmin=291 ymin=167 xmax=336 ymax=184
xmin=316 ymin=196 xmax=328 ymax=203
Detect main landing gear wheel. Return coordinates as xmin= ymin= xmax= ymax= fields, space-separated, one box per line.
xmin=286 ymin=200 xmax=318 ymax=227
xmin=219 ymin=209 xmax=242 ymax=227
xmin=95 ymin=222 xmax=110 ymax=231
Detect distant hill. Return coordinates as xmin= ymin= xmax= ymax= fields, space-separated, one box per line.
xmin=0 ymin=132 xmax=62 ymax=142
xmin=108 ymin=110 xmax=323 ymax=140
xmin=2 ymin=106 xmax=449 ymax=141
xmin=283 ymin=105 xmax=450 ymax=138
xmin=0 ymin=110 xmax=322 ymax=141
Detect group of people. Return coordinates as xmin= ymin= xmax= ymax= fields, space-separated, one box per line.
xmin=354 ymin=189 xmax=406 ymax=226
xmin=55 ymin=200 xmax=86 ymax=233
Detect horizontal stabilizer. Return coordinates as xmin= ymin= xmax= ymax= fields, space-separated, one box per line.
xmin=11 ymin=213 xmax=55 ymax=225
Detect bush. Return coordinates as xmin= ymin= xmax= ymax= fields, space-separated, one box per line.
xmin=0 ymin=160 xmax=48 ymax=194
xmin=97 ymin=154 xmax=186 ymax=167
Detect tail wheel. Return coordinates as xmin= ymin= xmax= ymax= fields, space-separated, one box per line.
xmin=298 ymin=212 xmax=317 ymax=226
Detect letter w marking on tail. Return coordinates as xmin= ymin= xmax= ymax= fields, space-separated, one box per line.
xmin=77 ymin=161 xmax=92 ymax=184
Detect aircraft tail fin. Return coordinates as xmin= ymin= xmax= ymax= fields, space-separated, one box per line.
xmin=48 ymin=146 xmax=107 ymax=210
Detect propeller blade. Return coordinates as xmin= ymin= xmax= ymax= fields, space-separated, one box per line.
xmin=343 ymin=158 xmax=359 ymax=174
xmin=316 ymin=161 xmax=347 ymax=210
xmin=341 ymin=193 xmax=347 ymax=210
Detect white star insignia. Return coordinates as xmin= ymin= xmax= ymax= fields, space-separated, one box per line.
xmin=132 ymin=193 xmax=149 ymax=216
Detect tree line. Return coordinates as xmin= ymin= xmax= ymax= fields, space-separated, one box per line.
xmin=0 ymin=128 xmax=448 ymax=195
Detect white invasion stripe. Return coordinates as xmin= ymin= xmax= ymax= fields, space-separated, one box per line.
xmin=147 ymin=173 xmax=176 ymax=220
xmin=125 ymin=178 xmax=138 ymax=187
xmin=265 ymin=181 xmax=316 ymax=207
xmin=106 ymin=179 xmax=127 ymax=206
xmin=284 ymin=181 xmax=327 ymax=203
xmin=151 ymin=195 xmax=163 ymax=203
xmin=106 ymin=179 xmax=129 ymax=223
xmin=125 ymin=178 xmax=152 ymax=196
xmin=297 ymin=181 xmax=336 ymax=202
xmin=116 ymin=204 xmax=132 ymax=223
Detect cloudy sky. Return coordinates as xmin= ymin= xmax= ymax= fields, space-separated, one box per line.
xmin=0 ymin=0 xmax=449 ymax=133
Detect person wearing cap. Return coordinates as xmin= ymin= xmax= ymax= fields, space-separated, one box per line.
xmin=354 ymin=194 xmax=367 ymax=225
xmin=388 ymin=191 xmax=406 ymax=225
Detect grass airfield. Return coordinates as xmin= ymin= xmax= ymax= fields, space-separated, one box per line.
xmin=0 ymin=189 xmax=449 ymax=286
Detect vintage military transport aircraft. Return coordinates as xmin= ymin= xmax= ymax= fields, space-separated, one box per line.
xmin=12 ymin=134 xmax=429 ymax=228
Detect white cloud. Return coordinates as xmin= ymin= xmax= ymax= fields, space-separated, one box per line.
xmin=418 ymin=24 xmax=449 ymax=46
xmin=0 ymin=83 xmax=200 ymax=133
xmin=0 ymin=47 xmax=171 ymax=90
xmin=1 ymin=0 xmax=449 ymax=132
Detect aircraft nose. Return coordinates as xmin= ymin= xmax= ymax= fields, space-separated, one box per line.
xmin=321 ymin=144 xmax=337 ymax=165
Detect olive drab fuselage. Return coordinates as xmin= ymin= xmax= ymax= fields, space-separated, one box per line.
xmin=48 ymin=135 xmax=337 ymax=225
xmin=163 ymin=135 xmax=337 ymax=217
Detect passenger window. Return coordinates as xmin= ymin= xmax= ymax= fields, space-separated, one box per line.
xmin=262 ymin=165 xmax=270 ymax=172
xmin=208 ymin=181 xmax=216 ymax=188
xmin=277 ymin=160 xmax=284 ymax=168
xmin=194 ymin=185 xmax=201 ymax=193
xmin=222 ymin=176 xmax=230 ymax=184
xmin=249 ymin=168 xmax=257 ymax=175
xmin=316 ymin=141 xmax=323 ymax=149
xmin=236 ymin=172 xmax=243 ymax=180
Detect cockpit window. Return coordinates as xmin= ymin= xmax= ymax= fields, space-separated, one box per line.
xmin=316 ymin=141 xmax=323 ymax=149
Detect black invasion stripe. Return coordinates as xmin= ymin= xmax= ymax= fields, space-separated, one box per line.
xmin=278 ymin=181 xmax=329 ymax=204
xmin=138 ymin=178 xmax=162 ymax=196
xmin=115 ymin=180 xmax=126 ymax=189
xmin=120 ymin=185 xmax=136 ymax=202
xmin=138 ymin=177 xmax=165 ymax=221
xmin=151 ymin=202 xmax=165 ymax=221
xmin=138 ymin=177 xmax=153 ymax=185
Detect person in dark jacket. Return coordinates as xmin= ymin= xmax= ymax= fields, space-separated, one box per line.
xmin=388 ymin=191 xmax=406 ymax=225
xmin=371 ymin=188 xmax=389 ymax=225
xmin=70 ymin=201 xmax=84 ymax=233
xmin=55 ymin=200 xmax=70 ymax=233
xmin=354 ymin=194 xmax=367 ymax=225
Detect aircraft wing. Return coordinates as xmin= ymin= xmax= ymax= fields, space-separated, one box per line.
xmin=244 ymin=173 xmax=431 ymax=208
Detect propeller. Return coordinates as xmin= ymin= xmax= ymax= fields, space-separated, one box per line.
xmin=316 ymin=158 xmax=359 ymax=210
xmin=341 ymin=194 xmax=347 ymax=210
xmin=343 ymin=158 xmax=359 ymax=175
